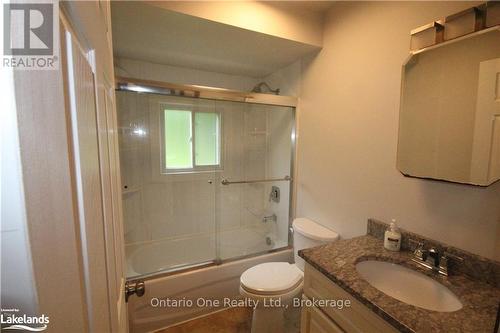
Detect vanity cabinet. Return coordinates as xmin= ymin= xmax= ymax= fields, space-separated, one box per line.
xmin=301 ymin=263 xmax=399 ymax=333
xmin=301 ymin=302 xmax=344 ymax=333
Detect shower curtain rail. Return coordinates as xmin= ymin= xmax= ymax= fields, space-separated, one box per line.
xmin=221 ymin=176 xmax=291 ymax=185
xmin=115 ymin=76 xmax=298 ymax=107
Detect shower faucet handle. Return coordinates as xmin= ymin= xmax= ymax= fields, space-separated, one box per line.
xmin=269 ymin=186 xmax=280 ymax=203
xmin=262 ymin=214 xmax=277 ymax=223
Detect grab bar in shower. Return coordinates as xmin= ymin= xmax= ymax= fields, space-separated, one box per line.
xmin=221 ymin=175 xmax=291 ymax=185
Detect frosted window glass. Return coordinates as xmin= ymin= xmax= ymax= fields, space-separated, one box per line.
xmin=194 ymin=112 xmax=219 ymax=166
xmin=164 ymin=110 xmax=192 ymax=169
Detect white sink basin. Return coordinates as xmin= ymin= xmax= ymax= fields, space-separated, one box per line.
xmin=356 ymin=260 xmax=462 ymax=312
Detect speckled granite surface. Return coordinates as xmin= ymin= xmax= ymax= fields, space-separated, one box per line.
xmin=299 ymin=235 xmax=500 ymax=333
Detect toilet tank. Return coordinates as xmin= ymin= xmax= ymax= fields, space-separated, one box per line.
xmin=292 ymin=218 xmax=339 ymax=271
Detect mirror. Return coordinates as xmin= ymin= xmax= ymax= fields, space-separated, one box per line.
xmin=397 ymin=29 xmax=500 ymax=186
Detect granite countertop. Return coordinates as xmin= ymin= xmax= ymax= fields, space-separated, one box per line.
xmin=299 ymin=235 xmax=500 ymax=333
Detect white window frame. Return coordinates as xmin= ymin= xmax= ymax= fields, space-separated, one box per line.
xmin=159 ymin=102 xmax=223 ymax=174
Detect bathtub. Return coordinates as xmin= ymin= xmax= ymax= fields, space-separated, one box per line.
xmin=126 ymin=227 xmax=288 ymax=278
xmin=126 ymin=229 xmax=292 ymax=332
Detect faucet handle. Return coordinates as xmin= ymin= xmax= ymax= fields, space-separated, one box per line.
xmin=439 ymin=256 xmax=449 ymax=275
xmin=442 ymin=251 xmax=464 ymax=263
xmin=438 ymin=251 xmax=464 ymax=276
xmin=408 ymin=238 xmax=423 ymax=248
xmin=409 ymin=239 xmax=425 ymax=258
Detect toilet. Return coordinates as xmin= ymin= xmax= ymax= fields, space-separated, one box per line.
xmin=239 ymin=218 xmax=339 ymax=333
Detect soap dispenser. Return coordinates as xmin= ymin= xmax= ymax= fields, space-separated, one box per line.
xmin=384 ymin=219 xmax=401 ymax=251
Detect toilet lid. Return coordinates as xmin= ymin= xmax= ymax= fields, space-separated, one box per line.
xmin=240 ymin=262 xmax=303 ymax=295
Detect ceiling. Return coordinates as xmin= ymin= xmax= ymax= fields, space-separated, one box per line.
xmin=111 ymin=2 xmax=323 ymax=78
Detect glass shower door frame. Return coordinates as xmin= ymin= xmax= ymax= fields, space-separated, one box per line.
xmin=214 ymin=100 xmax=296 ymax=264
xmin=116 ymin=78 xmax=297 ymax=280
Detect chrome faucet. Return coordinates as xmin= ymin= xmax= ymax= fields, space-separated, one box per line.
xmin=409 ymin=239 xmax=463 ymax=276
xmin=425 ymin=247 xmax=440 ymax=267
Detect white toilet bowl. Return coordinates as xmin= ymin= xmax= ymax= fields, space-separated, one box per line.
xmin=240 ymin=262 xmax=303 ymax=333
xmin=239 ymin=218 xmax=339 ymax=333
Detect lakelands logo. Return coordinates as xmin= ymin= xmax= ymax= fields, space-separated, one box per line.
xmin=1 ymin=308 xmax=49 ymax=331
xmin=2 ymin=1 xmax=59 ymax=69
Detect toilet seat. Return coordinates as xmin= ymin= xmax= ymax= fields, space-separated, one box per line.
xmin=240 ymin=262 xmax=303 ymax=296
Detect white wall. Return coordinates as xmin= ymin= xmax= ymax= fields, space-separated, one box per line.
xmin=297 ymin=1 xmax=500 ymax=260
xmin=115 ymin=57 xmax=260 ymax=92
xmin=115 ymin=56 xmax=304 ymax=97
xmin=262 ymin=60 xmax=302 ymax=97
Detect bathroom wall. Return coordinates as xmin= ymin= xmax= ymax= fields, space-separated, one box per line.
xmin=297 ymin=1 xmax=500 ymax=260
xmin=114 ymin=56 xmax=302 ymax=97
xmin=261 ymin=60 xmax=302 ymax=97
xmin=266 ymin=108 xmax=294 ymax=242
xmin=114 ymin=57 xmax=260 ymax=92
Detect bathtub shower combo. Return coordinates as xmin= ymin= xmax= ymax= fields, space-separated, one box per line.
xmin=116 ymin=79 xmax=296 ymax=332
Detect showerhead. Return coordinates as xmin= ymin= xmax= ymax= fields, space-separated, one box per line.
xmin=251 ymin=82 xmax=280 ymax=95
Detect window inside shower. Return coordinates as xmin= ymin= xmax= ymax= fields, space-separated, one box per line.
xmin=162 ymin=107 xmax=222 ymax=172
xmin=117 ymin=90 xmax=294 ymax=279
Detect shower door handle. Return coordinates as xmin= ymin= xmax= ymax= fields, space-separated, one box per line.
xmin=221 ymin=175 xmax=291 ymax=185
xmin=125 ymin=280 xmax=145 ymax=302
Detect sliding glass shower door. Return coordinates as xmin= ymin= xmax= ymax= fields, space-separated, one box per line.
xmin=215 ymin=100 xmax=293 ymax=261
xmin=117 ymin=92 xmax=218 ymax=278
xmin=117 ymin=90 xmax=294 ymax=278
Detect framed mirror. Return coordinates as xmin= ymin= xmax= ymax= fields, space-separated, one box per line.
xmin=397 ymin=28 xmax=500 ymax=186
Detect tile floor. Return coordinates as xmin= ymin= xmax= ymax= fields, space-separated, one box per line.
xmin=156 ymin=307 xmax=252 ymax=333
xmin=156 ymin=306 xmax=301 ymax=333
